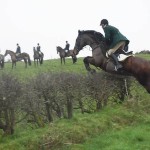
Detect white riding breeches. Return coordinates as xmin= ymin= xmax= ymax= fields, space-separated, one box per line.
xmin=107 ymin=41 xmax=126 ymax=55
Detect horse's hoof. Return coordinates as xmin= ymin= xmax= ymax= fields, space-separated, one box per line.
xmin=90 ymin=69 xmax=96 ymax=74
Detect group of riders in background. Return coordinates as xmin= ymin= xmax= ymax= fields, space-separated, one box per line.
xmin=15 ymin=43 xmax=42 ymax=61
xmin=15 ymin=41 xmax=70 ymax=59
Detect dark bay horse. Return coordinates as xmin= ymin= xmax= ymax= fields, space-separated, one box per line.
xmin=33 ymin=49 xmax=44 ymax=66
xmin=4 ymin=50 xmax=31 ymax=69
xmin=0 ymin=54 xmax=5 ymax=69
xmin=56 ymin=46 xmax=77 ymax=65
xmin=73 ymin=30 xmax=150 ymax=93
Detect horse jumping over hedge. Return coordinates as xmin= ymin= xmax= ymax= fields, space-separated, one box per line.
xmin=73 ymin=30 xmax=150 ymax=93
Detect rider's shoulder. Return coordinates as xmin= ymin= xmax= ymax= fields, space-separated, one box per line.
xmin=105 ymin=25 xmax=117 ymax=29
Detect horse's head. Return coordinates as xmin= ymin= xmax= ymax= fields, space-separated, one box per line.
xmin=73 ymin=30 xmax=87 ymax=55
xmin=73 ymin=30 xmax=105 ymax=55
xmin=56 ymin=46 xmax=63 ymax=54
xmin=33 ymin=47 xmax=36 ymax=53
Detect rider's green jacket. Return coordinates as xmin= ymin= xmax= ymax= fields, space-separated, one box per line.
xmin=103 ymin=25 xmax=129 ymax=49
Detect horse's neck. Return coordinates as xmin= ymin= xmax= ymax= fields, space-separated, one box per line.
xmin=89 ymin=42 xmax=99 ymax=49
xmin=60 ymin=48 xmax=65 ymax=52
xmin=8 ymin=51 xmax=15 ymax=56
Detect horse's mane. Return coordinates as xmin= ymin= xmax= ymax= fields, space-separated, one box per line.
xmin=57 ymin=46 xmax=64 ymax=51
xmin=57 ymin=46 xmax=62 ymax=49
xmin=6 ymin=50 xmax=16 ymax=54
xmin=78 ymin=30 xmax=105 ymax=44
xmin=78 ymin=30 xmax=105 ymax=42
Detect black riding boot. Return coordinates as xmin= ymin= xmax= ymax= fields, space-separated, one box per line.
xmin=110 ymin=53 xmax=122 ymax=71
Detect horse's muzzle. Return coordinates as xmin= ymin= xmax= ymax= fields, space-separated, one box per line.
xmin=73 ymin=49 xmax=79 ymax=55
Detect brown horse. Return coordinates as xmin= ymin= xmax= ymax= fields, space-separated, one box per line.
xmin=56 ymin=46 xmax=77 ymax=65
xmin=33 ymin=49 xmax=44 ymax=66
xmin=73 ymin=30 xmax=150 ymax=93
xmin=4 ymin=50 xmax=31 ymax=69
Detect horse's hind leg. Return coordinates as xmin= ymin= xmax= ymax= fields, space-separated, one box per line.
xmin=2 ymin=60 xmax=4 ymax=68
xmin=24 ymin=59 xmax=27 ymax=68
xmin=34 ymin=60 xmax=36 ymax=66
xmin=12 ymin=62 xmax=14 ymax=69
xmin=63 ymin=58 xmax=65 ymax=64
xmin=83 ymin=56 xmax=96 ymax=74
xmin=36 ymin=59 xmax=39 ymax=66
xmin=61 ymin=57 xmax=62 ymax=65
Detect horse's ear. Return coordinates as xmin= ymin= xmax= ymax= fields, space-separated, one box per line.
xmin=78 ymin=30 xmax=81 ymax=34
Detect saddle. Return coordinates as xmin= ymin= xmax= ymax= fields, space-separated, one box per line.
xmin=105 ymin=49 xmax=133 ymax=72
xmin=114 ymin=49 xmax=133 ymax=62
xmin=115 ymin=49 xmax=133 ymax=56
xmin=65 ymin=51 xmax=69 ymax=57
xmin=16 ymin=53 xmax=22 ymax=61
xmin=106 ymin=49 xmax=133 ymax=60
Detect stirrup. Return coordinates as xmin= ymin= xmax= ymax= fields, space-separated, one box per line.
xmin=114 ymin=64 xmax=123 ymax=71
xmin=106 ymin=52 xmax=109 ymax=58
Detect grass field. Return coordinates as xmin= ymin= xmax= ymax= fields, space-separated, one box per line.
xmin=0 ymin=54 xmax=150 ymax=150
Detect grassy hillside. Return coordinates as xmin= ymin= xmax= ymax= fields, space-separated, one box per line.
xmin=0 ymin=54 xmax=150 ymax=150
xmin=2 ymin=58 xmax=92 ymax=80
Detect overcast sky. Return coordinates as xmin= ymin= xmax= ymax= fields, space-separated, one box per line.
xmin=0 ymin=0 xmax=150 ymax=60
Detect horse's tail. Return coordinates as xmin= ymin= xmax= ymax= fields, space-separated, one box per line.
xmin=28 ymin=55 xmax=31 ymax=66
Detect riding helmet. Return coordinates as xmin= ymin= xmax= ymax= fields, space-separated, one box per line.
xmin=100 ymin=19 xmax=109 ymax=25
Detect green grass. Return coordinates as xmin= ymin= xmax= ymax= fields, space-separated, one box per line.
xmin=0 ymin=55 xmax=150 ymax=150
xmin=0 ymin=103 xmax=149 ymax=150
xmin=2 ymin=58 xmax=91 ymax=81
xmin=71 ymin=124 xmax=150 ymax=150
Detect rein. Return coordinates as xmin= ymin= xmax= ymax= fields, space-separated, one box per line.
xmin=91 ymin=44 xmax=101 ymax=51
xmin=91 ymin=41 xmax=107 ymax=58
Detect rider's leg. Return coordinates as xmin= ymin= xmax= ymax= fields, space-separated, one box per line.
xmin=108 ymin=41 xmax=126 ymax=71
xmin=110 ymin=53 xmax=122 ymax=70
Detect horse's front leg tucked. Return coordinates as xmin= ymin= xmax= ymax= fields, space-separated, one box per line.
xmin=83 ymin=56 xmax=96 ymax=74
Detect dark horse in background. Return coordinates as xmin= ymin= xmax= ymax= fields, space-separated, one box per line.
xmin=4 ymin=50 xmax=31 ymax=69
xmin=33 ymin=49 xmax=44 ymax=66
xmin=56 ymin=46 xmax=77 ymax=65
xmin=73 ymin=30 xmax=150 ymax=93
xmin=0 ymin=54 xmax=5 ymax=69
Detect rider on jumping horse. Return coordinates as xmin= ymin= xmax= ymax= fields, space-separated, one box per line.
xmin=100 ymin=19 xmax=130 ymax=71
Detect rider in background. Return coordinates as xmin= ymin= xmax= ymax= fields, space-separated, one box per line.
xmin=64 ymin=41 xmax=70 ymax=54
xmin=16 ymin=43 xmax=21 ymax=56
xmin=37 ymin=43 xmax=42 ymax=56
xmin=100 ymin=19 xmax=129 ymax=71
